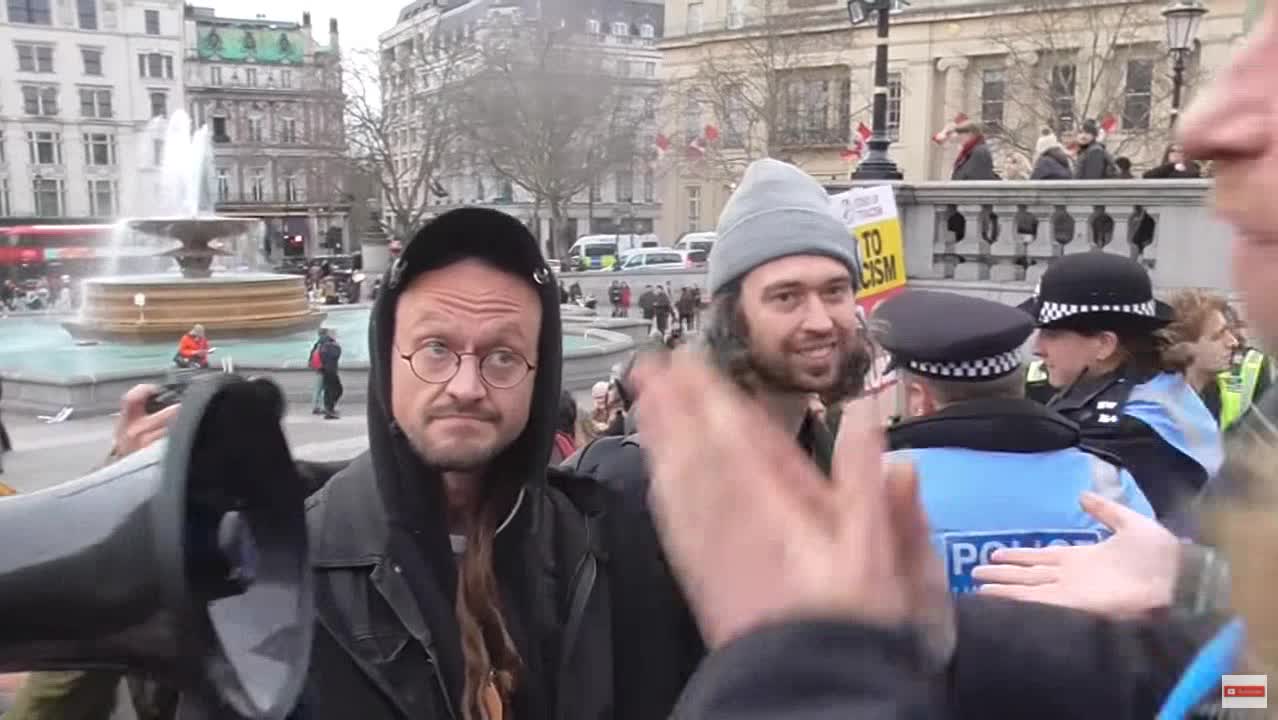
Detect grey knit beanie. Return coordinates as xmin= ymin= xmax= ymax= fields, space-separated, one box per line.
xmin=707 ymin=158 xmax=861 ymax=296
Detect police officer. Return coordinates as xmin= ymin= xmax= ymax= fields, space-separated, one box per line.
xmin=876 ymin=289 xmax=1155 ymax=594
xmin=1020 ymin=252 xmax=1222 ymax=527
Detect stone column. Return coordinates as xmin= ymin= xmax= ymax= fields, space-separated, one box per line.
xmin=934 ymin=57 xmax=970 ymax=177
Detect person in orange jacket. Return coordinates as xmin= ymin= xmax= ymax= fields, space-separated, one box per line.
xmin=173 ymin=324 xmax=211 ymax=369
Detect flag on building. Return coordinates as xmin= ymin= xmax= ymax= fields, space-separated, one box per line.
xmin=1098 ymin=113 xmax=1118 ymax=141
xmin=704 ymin=124 xmax=721 ymax=143
xmin=654 ymin=133 xmax=671 ymax=158
xmin=843 ymin=122 xmax=873 ymax=161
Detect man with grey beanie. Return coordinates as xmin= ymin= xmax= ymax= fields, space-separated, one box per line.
xmin=561 ymin=157 xmax=874 ymax=720
xmin=572 ymin=156 xmax=871 ymax=473
xmin=701 ymin=157 xmax=871 ymax=461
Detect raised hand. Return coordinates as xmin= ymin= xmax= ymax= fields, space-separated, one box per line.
xmin=971 ymin=491 xmax=1180 ymax=619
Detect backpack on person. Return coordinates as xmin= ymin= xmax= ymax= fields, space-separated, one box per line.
xmin=309 ymin=344 xmax=323 ymax=370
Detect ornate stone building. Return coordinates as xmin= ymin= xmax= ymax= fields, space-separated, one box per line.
xmin=656 ymin=0 xmax=1249 ymax=242
xmin=380 ymin=0 xmax=664 ymax=255
xmin=182 ymin=5 xmax=348 ymax=258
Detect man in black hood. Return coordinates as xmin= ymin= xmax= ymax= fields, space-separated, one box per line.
xmin=294 ymin=207 xmax=696 ymax=720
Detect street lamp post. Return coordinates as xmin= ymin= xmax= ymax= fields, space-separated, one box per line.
xmin=1162 ymin=0 xmax=1208 ymax=127
xmin=848 ymin=0 xmax=906 ymax=180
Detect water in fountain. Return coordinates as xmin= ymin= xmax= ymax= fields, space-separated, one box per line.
xmin=66 ymin=109 xmax=325 ymax=341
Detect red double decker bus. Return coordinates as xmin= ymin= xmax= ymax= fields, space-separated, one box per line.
xmin=0 ymin=224 xmax=163 ymax=285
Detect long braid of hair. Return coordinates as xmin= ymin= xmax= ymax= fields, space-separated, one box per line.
xmin=456 ymin=487 xmax=523 ymax=720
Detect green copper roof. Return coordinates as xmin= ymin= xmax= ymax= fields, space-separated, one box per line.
xmin=197 ymin=26 xmax=306 ymax=63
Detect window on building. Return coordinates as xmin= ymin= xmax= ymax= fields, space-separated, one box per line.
xmin=88 ymin=179 xmax=116 ymax=216
xmin=639 ymin=22 xmax=655 ymax=37
xmin=83 ymin=132 xmax=115 ymax=166
xmin=587 ymin=18 xmax=601 ymax=33
xmin=780 ymin=69 xmax=852 ymax=146
xmin=152 ymin=138 xmax=164 ymax=166
xmin=0 ymin=179 xmax=9 ymax=216
xmin=886 ymin=72 xmax=902 ymax=141
xmin=212 ymin=116 xmax=229 ymax=142
xmin=139 ymin=53 xmax=173 ymax=79
xmin=17 ymin=44 xmax=55 ymax=73
xmin=611 ymin=21 xmax=629 ymax=35
xmin=81 ymin=48 xmax=103 ymax=76
xmin=22 ymin=85 xmax=58 ymax=116
xmin=77 ymin=0 xmax=97 ymax=29
xmin=616 ymin=170 xmax=634 ymax=202
xmin=281 ymin=69 xmax=292 ymax=88
xmin=683 ymin=101 xmax=701 ymax=143
xmin=247 ymin=117 xmax=263 ymax=143
xmin=643 ymin=167 xmax=654 ymax=203
xmin=727 ymin=0 xmax=745 ymax=28
xmin=722 ymin=86 xmax=746 ymax=148
xmin=250 ymin=169 xmax=265 ymax=202
xmin=79 ymin=88 xmax=112 ymax=118
xmin=0 ymin=132 xmax=5 ymax=163
xmin=685 ymin=185 xmax=701 ymax=232
xmin=246 ymin=68 xmax=258 ymax=86
xmin=149 ymin=91 xmax=167 ymax=118
xmin=216 ymin=168 xmax=230 ymax=202
xmin=27 ymin=131 xmax=62 ymax=165
xmin=33 ymin=178 xmax=64 ymax=217
xmin=144 ymin=9 xmax=160 ymax=35
xmin=210 ymin=66 xmax=222 ymax=85
xmin=1050 ymin=64 xmax=1077 ymax=132
xmin=7 ymin=0 xmax=52 ymax=25
xmin=281 ymin=118 xmax=297 ymax=143
xmin=284 ymin=174 xmax=302 ymax=203
xmin=643 ymin=61 xmax=655 ymax=78
xmin=589 ymin=178 xmax=602 ymax=202
xmin=980 ymin=68 xmax=1005 ymax=131
xmin=686 ymin=2 xmax=703 ymax=33
xmin=1123 ymin=59 xmax=1154 ymax=131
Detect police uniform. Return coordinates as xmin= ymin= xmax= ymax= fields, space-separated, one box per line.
xmin=875 ymin=289 xmax=1155 ymax=595
xmin=1019 ymin=252 xmax=1222 ymax=526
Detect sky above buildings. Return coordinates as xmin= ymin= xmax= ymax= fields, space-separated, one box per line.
xmin=207 ymin=0 xmax=398 ymax=55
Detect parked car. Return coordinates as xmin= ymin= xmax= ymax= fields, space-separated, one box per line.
xmin=615 ymin=248 xmax=687 ymax=271
xmin=673 ymin=231 xmax=716 ymax=255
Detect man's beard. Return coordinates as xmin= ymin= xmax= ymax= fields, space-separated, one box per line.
xmin=747 ymin=336 xmax=872 ymax=402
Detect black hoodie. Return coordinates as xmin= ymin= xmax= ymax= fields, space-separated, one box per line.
xmin=294 ymin=208 xmax=608 ymax=720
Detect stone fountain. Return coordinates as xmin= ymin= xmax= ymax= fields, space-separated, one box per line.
xmin=61 ymin=112 xmax=324 ymax=343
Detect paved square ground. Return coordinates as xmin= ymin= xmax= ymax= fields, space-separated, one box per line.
xmin=1 ymin=403 xmax=370 ymax=494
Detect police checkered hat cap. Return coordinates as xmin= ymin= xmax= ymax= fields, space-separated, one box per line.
xmin=1018 ymin=252 xmax=1174 ymax=330
xmin=873 ymin=289 xmax=1035 ymax=382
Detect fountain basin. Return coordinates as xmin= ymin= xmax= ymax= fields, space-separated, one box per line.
xmin=3 ymin=306 xmax=639 ymax=416
xmin=63 ymin=273 xmax=325 ymax=343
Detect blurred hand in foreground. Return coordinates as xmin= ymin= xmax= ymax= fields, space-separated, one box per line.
xmin=631 ymin=350 xmax=943 ymax=651
xmin=972 ymin=491 xmax=1180 ymax=619
xmin=111 ymin=384 xmax=179 ymax=460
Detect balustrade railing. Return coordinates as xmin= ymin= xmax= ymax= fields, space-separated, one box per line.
xmin=873 ymin=179 xmax=1233 ymax=292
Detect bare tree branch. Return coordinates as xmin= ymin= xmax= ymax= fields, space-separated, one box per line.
xmin=983 ymin=0 xmax=1198 ymax=162
xmin=340 ymin=41 xmax=469 ymax=240
xmin=456 ymin=18 xmax=655 ymax=257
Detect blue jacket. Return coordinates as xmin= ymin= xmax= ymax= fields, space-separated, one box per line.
xmin=887 ymin=398 xmax=1155 ymax=594
xmin=1050 ymin=368 xmax=1222 ymax=525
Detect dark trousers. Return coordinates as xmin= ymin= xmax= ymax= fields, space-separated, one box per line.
xmin=321 ymin=370 xmax=343 ymax=412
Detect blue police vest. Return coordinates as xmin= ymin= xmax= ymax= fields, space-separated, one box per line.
xmin=1124 ymin=372 xmax=1224 ymax=481
xmin=887 ymin=446 xmax=1155 ymax=594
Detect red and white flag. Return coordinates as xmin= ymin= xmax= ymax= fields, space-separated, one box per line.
xmin=654 ymin=133 xmax=671 ymax=158
xmin=704 ymin=124 xmax=721 ymax=144
xmin=932 ymin=112 xmax=969 ymax=144
xmin=842 ymin=121 xmax=873 ymax=161
xmin=1098 ymin=113 xmax=1118 ymax=142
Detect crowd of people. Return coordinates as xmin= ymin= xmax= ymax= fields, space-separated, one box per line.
xmin=6 ymin=7 xmax=1278 ymax=718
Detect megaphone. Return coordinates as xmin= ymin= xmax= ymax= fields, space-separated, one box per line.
xmin=0 ymin=374 xmax=312 ymax=720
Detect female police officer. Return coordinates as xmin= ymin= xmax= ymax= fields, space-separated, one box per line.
xmin=1021 ymin=252 xmax=1222 ymax=526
